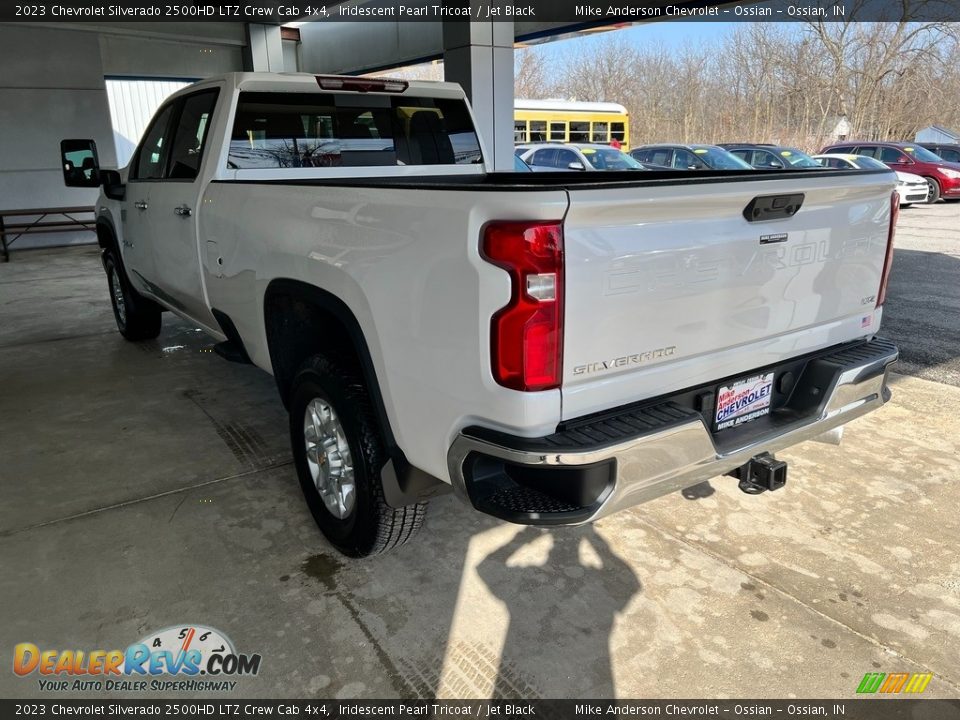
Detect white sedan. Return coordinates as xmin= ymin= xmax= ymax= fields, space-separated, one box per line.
xmin=813 ymin=153 xmax=930 ymax=206
xmin=516 ymin=143 xmax=647 ymax=171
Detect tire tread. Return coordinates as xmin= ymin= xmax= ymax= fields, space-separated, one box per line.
xmin=295 ymin=355 xmax=427 ymax=557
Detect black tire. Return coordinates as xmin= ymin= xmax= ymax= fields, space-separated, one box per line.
xmin=103 ymin=251 xmax=162 ymax=341
xmin=901 ymin=203 xmax=912 ymax=208
xmin=289 ymin=354 xmax=426 ymax=557
xmin=925 ymin=177 xmax=941 ymax=203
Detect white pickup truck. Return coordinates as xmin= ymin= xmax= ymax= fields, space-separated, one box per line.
xmin=62 ymin=72 xmax=899 ymax=557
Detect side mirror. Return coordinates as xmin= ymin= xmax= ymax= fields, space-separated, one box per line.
xmin=60 ymin=139 xmax=100 ymax=188
xmin=568 ymin=161 xmax=585 ymax=171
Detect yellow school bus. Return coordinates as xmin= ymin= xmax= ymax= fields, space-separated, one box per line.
xmin=514 ymin=99 xmax=630 ymax=149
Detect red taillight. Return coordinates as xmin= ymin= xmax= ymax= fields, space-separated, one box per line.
xmin=877 ymin=190 xmax=899 ymax=307
xmin=315 ymin=75 xmax=408 ymax=93
xmin=482 ymin=221 xmax=564 ymax=392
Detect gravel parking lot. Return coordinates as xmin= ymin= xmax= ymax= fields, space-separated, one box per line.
xmin=0 ymin=202 xmax=958 ymax=699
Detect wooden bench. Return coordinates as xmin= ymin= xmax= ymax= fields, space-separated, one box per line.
xmin=0 ymin=206 xmax=97 ymax=262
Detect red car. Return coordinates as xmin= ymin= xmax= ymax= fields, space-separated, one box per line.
xmin=820 ymin=141 xmax=960 ymax=202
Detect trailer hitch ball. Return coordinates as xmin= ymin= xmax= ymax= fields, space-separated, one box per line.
xmin=730 ymin=452 xmax=788 ymax=495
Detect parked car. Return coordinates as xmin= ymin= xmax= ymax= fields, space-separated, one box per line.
xmin=719 ymin=143 xmax=823 ymax=169
xmin=517 ymin=143 xmax=647 ymax=171
xmin=918 ymin=143 xmax=960 ymax=164
xmin=630 ymin=144 xmax=753 ymax=170
xmin=61 ymin=72 xmax=899 ymax=558
xmin=821 ymin=141 xmax=960 ymax=202
xmin=814 ymin=154 xmax=929 ymax=206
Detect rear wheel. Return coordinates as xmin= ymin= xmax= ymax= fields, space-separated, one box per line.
xmin=925 ymin=177 xmax=942 ymax=203
xmin=104 ymin=251 xmax=161 ymax=340
xmin=289 ymin=354 xmax=426 ymax=557
xmin=901 ymin=203 xmax=913 ymax=208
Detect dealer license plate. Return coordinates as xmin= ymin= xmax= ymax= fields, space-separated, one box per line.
xmin=715 ymin=372 xmax=775 ymax=430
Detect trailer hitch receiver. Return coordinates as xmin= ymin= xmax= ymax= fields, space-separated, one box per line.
xmin=730 ymin=452 xmax=787 ymax=494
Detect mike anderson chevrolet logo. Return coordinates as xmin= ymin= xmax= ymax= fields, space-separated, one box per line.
xmin=857 ymin=672 xmax=932 ymax=694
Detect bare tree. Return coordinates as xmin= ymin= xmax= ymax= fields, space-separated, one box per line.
xmin=542 ymin=20 xmax=959 ymax=151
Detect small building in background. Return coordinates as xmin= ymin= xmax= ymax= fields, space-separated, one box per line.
xmin=831 ymin=116 xmax=851 ymax=142
xmin=915 ymin=125 xmax=960 ymax=144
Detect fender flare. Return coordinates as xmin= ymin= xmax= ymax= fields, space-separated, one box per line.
xmin=263 ymin=278 xmax=449 ymax=507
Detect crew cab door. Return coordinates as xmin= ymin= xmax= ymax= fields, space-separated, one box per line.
xmin=122 ymin=102 xmax=178 ymax=293
xmin=146 ymin=88 xmax=220 ymax=329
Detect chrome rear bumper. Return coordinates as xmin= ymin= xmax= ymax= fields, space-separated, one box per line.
xmin=447 ymin=337 xmax=898 ymax=525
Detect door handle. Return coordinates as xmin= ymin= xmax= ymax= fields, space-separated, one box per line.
xmin=134 ymin=200 xmax=148 ymax=210
xmin=174 ymin=204 xmax=192 ymax=217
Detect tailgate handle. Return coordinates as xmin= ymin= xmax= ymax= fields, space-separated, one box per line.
xmin=743 ymin=193 xmax=805 ymax=222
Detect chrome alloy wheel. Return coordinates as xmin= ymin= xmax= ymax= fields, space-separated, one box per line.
xmin=110 ymin=267 xmax=127 ymax=326
xmin=303 ymin=398 xmax=356 ymax=519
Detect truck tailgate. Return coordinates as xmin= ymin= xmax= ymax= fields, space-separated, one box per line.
xmin=561 ymin=171 xmax=896 ymax=420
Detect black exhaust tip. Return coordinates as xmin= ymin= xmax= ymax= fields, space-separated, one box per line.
xmin=729 ymin=452 xmax=787 ymax=494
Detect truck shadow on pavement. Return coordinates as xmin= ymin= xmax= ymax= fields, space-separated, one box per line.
xmin=298 ymin=514 xmax=642 ymax=699
xmin=475 ymin=524 xmax=641 ymax=699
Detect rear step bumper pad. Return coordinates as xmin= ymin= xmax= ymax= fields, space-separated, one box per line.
xmin=447 ymin=337 xmax=898 ymax=526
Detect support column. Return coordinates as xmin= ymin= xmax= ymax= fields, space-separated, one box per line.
xmin=443 ymin=16 xmax=514 ymax=172
xmin=245 ymin=23 xmax=284 ymax=72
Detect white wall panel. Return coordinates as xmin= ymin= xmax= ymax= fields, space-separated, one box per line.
xmin=106 ymin=79 xmax=191 ymax=168
xmin=99 ymin=34 xmax=244 ymax=78
xmin=0 ymin=22 xmax=243 ymax=251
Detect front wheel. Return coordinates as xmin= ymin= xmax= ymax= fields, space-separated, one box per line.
xmin=289 ymin=354 xmax=426 ymax=557
xmin=925 ymin=177 xmax=942 ymax=203
xmin=901 ymin=203 xmax=913 ymax=208
xmin=104 ymin=251 xmax=161 ymax=341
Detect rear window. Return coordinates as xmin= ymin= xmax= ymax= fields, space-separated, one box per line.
xmin=228 ymin=92 xmax=482 ymax=169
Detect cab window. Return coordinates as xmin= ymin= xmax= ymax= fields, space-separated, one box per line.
xmin=167 ymin=89 xmax=219 ymax=180
xmin=132 ymin=104 xmax=175 ymax=180
xmin=229 ymin=92 xmax=482 ymax=168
